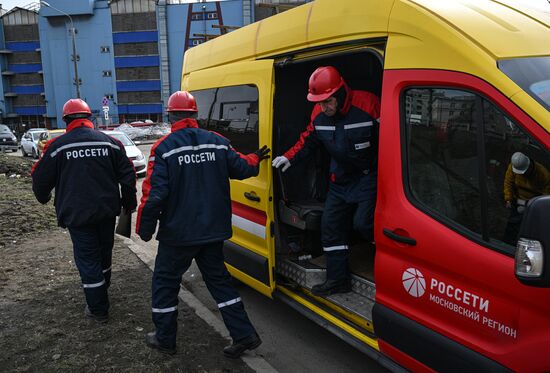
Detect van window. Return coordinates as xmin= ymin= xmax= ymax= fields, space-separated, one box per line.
xmin=191 ymin=85 xmax=259 ymax=154
xmin=404 ymin=88 xmax=550 ymax=253
xmin=405 ymin=89 xmax=482 ymax=236
xmin=498 ymin=56 xmax=550 ymax=111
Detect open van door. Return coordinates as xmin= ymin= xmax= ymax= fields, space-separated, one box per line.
xmin=183 ymin=60 xmax=276 ymax=297
xmin=373 ymin=69 xmax=550 ymax=372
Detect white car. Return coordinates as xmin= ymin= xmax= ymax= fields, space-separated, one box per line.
xmin=21 ymin=128 xmax=48 ymax=158
xmin=101 ymin=130 xmax=147 ymax=177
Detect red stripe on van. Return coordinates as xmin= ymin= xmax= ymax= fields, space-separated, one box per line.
xmin=232 ymin=200 xmax=267 ymax=226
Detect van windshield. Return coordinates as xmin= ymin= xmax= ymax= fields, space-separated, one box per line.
xmin=498 ymin=56 xmax=550 ymax=111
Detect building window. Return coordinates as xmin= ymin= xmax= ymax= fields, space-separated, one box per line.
xmin=207 ymin=12 xmax=218 ymax=19
xmin=102 ymin=70 xmax=112 ymax=77
xmin=192 ymin=85 xmax=259 ymax=154
xmin=100 ymin=46 xmax=110 ymax=53
xmin=191 ymin=39 xmax=203 ymax=46
xmin=191 ymin=13 xmax=202 ymax=20
xmin=403 ymin=87 xmax=550 ymax=252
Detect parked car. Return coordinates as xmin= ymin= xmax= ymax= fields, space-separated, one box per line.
xmin=20 ymin=128 xmax=47 ymax=158
xmin=37 ymin=129 xmax=66 ymax=154
xmin=0 ymin=124 xmax=18 ymax=152
xmin=101 ymin=130 xmax=146 ymax=176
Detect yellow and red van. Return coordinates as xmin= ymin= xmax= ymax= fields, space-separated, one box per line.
xmin=181 ymin=0 xmax=550 ymax=371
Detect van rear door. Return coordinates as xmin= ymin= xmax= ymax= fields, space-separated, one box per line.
xmin=183 ymin=60 xmax=276 ymax=297
xmin=373 ymin=69 xmax=550 ymax=372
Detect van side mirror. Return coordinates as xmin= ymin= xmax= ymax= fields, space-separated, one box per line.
xmin=515 ymin=195 xmax=550 ymax=287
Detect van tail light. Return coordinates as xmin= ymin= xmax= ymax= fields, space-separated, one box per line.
xmin=515 ymin=238 xmax=544 ymax=278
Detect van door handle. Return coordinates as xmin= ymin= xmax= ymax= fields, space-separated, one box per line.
xmin=383 ymin=228 xmax=417 ymax=246
xmin=244 ymin=192 xmax=260 ymax=202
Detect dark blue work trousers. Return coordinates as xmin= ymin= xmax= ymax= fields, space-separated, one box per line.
xmin=321 ymin=171 xmax=377 ymax=282
xmin=152 ymin=240 xmax=256 ymax=348
xmin=67 ymin=217 xmax=115 ymax=316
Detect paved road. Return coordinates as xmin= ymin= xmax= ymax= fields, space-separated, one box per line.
xmin=132 ymin=143 xmax=388 ymax=373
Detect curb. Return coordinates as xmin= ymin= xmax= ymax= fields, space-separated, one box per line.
xmin=118 ymin=234 xmax=277 ymax=373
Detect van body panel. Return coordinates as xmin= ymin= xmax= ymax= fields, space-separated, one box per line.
xmin=409 ymin=0 xmax=550 ymax=58
xmin=182 ymin=60 xmax=276 ymax=297
xmin=181 ymin=0 xmax=550 ymax=370
xmin=301 ymin=0 xmax=392 ymax=51
xmin=385 ymin=1 xmax=550 ymax=120
xmin=182 ymin=22 xmax=262 ymax=76
xmin=508 ymin=91 xmax=550 ymax=133
xmin=376 ymin=69 xmax=550 ymax=372
xmin=183 ymin=0 xmax=392 ymax=74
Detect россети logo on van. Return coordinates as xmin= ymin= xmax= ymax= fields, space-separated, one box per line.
xmin=402 ymin=268 xmax=426 ymax=298
xmin=401 ymin=268 xmax=517 ymax=339
xmin=402 ymin=268 xmax=489 ymax=312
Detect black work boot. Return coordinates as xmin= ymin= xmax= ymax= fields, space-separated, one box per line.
xmin=311 ymin=279 xmax=352 ymax=296
xmin=223 ymin=333 xmax=262 ymax=359
xmin=145 ymin=331 xmax=176 ymax=355
xmin=84 ymin=305 xmax=108 ymax=323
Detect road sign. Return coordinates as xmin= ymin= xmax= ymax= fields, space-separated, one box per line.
xmin=102 ymin=105 xmax=109 ymax=121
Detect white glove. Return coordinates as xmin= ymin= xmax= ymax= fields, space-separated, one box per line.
xmin=272 ymin=156 xmax=291 ymax=172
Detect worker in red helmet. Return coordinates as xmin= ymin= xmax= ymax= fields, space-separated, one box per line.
xmin=137 ymin=91 xmax=270 ymax=357
xmin=31 ymin=98 xmax=137 ymax=323
xmin=272 ymin=66 xmax=381 ymax=296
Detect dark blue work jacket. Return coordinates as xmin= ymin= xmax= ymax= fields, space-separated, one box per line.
xmin=284 ymin=89 xmax=380 ymax=184
xmin=136 ymin=118 xmax=261 ymax=246
xmin=31 ymin=119 xmax=137 ymax=228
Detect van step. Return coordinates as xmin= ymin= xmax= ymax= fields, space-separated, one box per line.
xmin=276 ymin=256 xmax=376 ymax=323
xmin=276 ymin=256 xmax=376 ymax=300
xmin=325 ymin=292 xmax=374 ymax=322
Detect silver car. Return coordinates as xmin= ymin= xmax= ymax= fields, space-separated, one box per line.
xmin=101 ymin=130 xmax=147 ymax=177
xmin=20 ymin=129 xmax=47 ymax=158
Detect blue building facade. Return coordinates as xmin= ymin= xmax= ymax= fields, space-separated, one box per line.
xmin=0 ymin=0 xmax=255 ymax=129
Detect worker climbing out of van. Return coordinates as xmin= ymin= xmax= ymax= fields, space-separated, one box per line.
xmin=503 ymin=151 xmax=550 ymax=245
xmin=272 ymin=66 xmax=380 ymax=296
xmin=137 ymin=91 xmax=270 ymax=357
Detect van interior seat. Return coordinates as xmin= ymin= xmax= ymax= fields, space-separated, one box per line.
xmin=277 ymin=155 xmax=328 ymax=231
xmin=278 ymin=199 xmax=324 ymax=231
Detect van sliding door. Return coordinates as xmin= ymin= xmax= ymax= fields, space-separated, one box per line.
xmin=183 ymin=60 xmax=276 ymax=297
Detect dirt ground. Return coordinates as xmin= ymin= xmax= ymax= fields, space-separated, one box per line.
xmin=0 ymin=154 xmax=253 ymax=372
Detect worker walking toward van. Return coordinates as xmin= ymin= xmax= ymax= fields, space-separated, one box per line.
xmin=137 ymin=91 xmax=270 ymax=357
xmin=503 ymin=151 xmax=550 ymax=244
xmin=272 ymin=66 xmax=380 ymax=296
xmin=31 ymin=98 xmax=137 ymax=323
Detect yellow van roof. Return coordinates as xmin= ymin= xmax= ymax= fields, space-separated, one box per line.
xmin=405 ymin=0 xmax=549 ymax=59
xmin=183 ymin=0 xmax=549 ymax=74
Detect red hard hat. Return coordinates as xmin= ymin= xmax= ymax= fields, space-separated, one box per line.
xmin=62 ymin=99 xmax=92 ymax=118
xmin=307 ymin=66 xmax=344 ymax=102
xmin=166 ymin=91 xmax=198 ymax=112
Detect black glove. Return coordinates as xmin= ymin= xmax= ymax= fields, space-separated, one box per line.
xmin=120 ymin=195 xmax=137 ymax=212
xmin=254 ymin=145 xmax=271 ymax=161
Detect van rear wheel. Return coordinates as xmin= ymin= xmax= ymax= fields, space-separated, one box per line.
xmin=21 ymin=147 xmax=27 ymax=157
xmin=32 ymin=148 xmax=38 ymax=159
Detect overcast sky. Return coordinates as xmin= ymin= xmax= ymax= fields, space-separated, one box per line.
xmin=0 ymin=0 xmax=548 ymax=13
